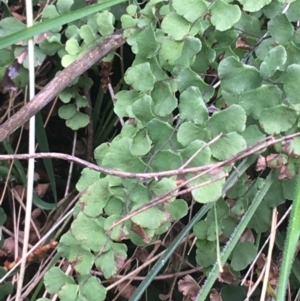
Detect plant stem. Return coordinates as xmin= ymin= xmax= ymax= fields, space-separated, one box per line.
xmin=0 ymin=31 xmax=125 ymax=141
xmin=277 ymin=172 xmax=300 ymax=300
xmin=195 ymin=171 xmax=275 ymax=301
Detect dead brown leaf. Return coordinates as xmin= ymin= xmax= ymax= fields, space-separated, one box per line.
xmin=236 ymin=37 xmax=251 ymax=50
xmin=218 ymin=265 xmax=236 ymax=284
xmin=116 ymin=281 xmax=136 ymax=299
xmin=0 ymin=237 xmax=17 ymax=257
xmin=256 ymin=153 xmax=293 ymax=179
xmin=0 ymin=64 xmax=19 ymax=93
xmin=266 ymin=153 xmax=287 ymax=169
xmin=178 ymin=275 xmax=200 ymax=301
xmin=226 ymin=199 xmax=235 ymax=208
xmin=27 ymin=239 xmax=58 ymax=261
xmin=243 ymin=279 xmax=254 ymax=288
xmin=35 ymin=183 xmax=49 ymax=197
xmin=35 ymin=168 xmax=49 ymax=182
xmin=210 ymin=288 xmax=223 ymax=301
xmin=4 ymin=260 xmax=16 ymax=270
xmin=256 ymin=253 xmax=266 ymax=270
xmin=99 ymin=61 xmax=113 ymax=92
xmin=16 ymin=48 xmax=28 ymax=64
xmin=268 ymin=263 xmax=279 ymax=286
xmin=14 ymin=185 xmax=26 ymax=201
xmin=115 ymin=253 xmax=126 ymax=271
xmin=282 ymin=138 xmax=300 ymax=158
xmin=34 ymin=32 xmax=50 ymax=44
xmin=11 ymin=12 xmax=26 ymax=21
xmin=31 ymin=208 xmax=42 ymax=220
xmin=256 ymin=155 xmax=266 ymax=171
xmin=131 ymin=224 xmax=152 ymax=243
xmin=240 ymin=228 xmax=255 ymax=243
xmin=279 ymin=164 xmax=295 ymax=180
xmin=135 ymin=248 xmax=149 ymax=263
xmin=159 ymin=293 xmax=171 ymax=300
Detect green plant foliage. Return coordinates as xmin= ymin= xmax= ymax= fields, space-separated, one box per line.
xmin=211 ymin=1 xmax=241 ymax=31
xmin=2 ymin=0 xmax=299 ymax=300
xmin=151 ymin=81 xmax=177 ymax=116
xmin=66 ymin=111 xmax=90 ymax=130
xmin=210 ymin=133 xmax=246 ymax=160
xmin=208 ymin=105 xmax=246 ymax=134
xmin=56 ymin=0 xmax=73 ymax=15
xmin=95 ymin=243 xmax=127 ymax=278
xmin=277 ymin=172 xmax=300 ymax=300
xmin=191 ymin=174 xmax=226 ymax=203
xmin=71 ymin=212 xmax=112 ymax=252
xmin=284 ymin=64 xmax=300 ymax=109
xmin=97 ymin=11 xmax=115 ymax=36
xmin=131 ymin=129 xmax=152 ymax=156
xmin=180 ymin=140 xmax=211 ymax=167
xmin=230 ymin=241 xmax=257 ymax=271
xmin=44 ymin=267 xmax=106 ymax=301
xmin=237 ymin=0 xmax=272 ymax=12
xmin=57 ymin=77 xmax=92 ymax=129
xmin=179 ymin=87 xmax=208 ymax=124
xmin=260 ymin=45 xmax=286 ymax=78
xmin=58 ymin=231 xmax=94 ymax=274
xmin=0 ymin=17 xmax=26 ymax=36
xmin=237 ymin=85 xmax=282 ymax=119
xmin=0 ymin=0 xmax=127 ymax=49
xmin=49 ymin=5 xmax=118 ymax=131
xmin=219 ymin=57 xmax=262 ymax=94
xmin=259 ymin=105 xmax=297 ymax=134
xmin=173 ymin=0 xmax=207 ymax=23
xmin=221 ymin=285 xmax=247 ymax=301
xmin=124 ymin=62 xmax=155 ymax=92
xmin=268 ymin=14 xmax=294 ymax=44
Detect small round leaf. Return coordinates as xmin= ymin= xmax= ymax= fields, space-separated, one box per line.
xmin=124 ymin=62 xmax=155 ymax=92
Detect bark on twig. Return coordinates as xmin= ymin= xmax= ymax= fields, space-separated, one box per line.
xmin=0 ymin=132 xmax=299 ymax=179
xmin=0 ymin=30 xmax=126 ymax=142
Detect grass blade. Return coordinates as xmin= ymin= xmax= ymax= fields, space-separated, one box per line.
xmin=35 ymin=112 xmax=57 ymax=203
xmin=277 ymin=172 xmax=300 ymax=300
xmin=2 ymin=139 xmax=26 ymax=183
xmin=2 ymin=139 xmax=55 ymax=210
xmin=195 ymin=171 xmax=275 ymax=301
xmin=0 ymin=0 xmax=126 ymax=49
xmin=276 ymin=231 xmax=300 ymax=283
xmin=129 ymin=156 xmax=257 ymax=301
xmin=129 ymin=203 xmax=212 ymax=301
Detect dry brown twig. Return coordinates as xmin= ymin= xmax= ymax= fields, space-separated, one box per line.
xmin=0 ymin=132 xmax=298 ymax=179
xmin=0 ymin=30 xmax=126 ymax=141
xmin=0 ymin=132 xmax=298 ymax=233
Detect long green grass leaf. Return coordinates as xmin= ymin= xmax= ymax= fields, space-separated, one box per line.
xmin=195 ymin=171 xmax=275 ymax=301
xmin=277 ymin=172 xmax=300 ymax=300
xmin=129 ymin=156 xmax=257 ymax=301
xmin=35 ymin=112 xmax=57 ymax=203
xmin=2 ymin=139 xmax=27 ymax=183
xmin=0 ymin=0 xmax=126 ymax=49
xmin=129 ymin=203 xmax=212 ymax=301
xmin=2 ymin=139 xmax=54 ymax=209
xmin=276 ymin=231 xmax=300 ymax=284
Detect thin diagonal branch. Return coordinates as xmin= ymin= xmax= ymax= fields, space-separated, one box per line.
xmin=0 ymin=132 xmax=298 ymax=179
xmin=0 ymin=30 xmax=126 ymax=141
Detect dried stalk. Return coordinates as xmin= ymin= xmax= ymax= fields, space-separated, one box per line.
xmin=0 ymin=30 xmax=126 ymax=141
